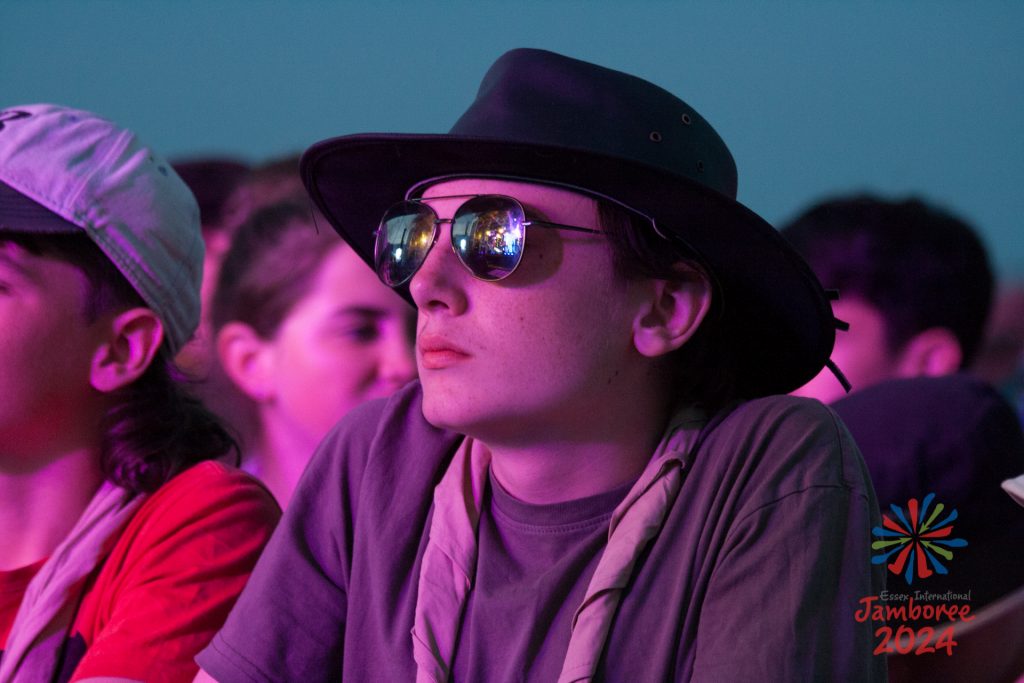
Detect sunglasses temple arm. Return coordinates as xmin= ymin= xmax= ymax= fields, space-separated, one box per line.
xmin=527 ymin=220 xmax=602 ymax=235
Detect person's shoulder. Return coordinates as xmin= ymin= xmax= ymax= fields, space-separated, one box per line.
xmin=318 ymin=379 xmax=458 ymax=461
xmin=832 ymin=373 xmax=1023 ymax=457
xmin=292 ymin=380 xmax=461 ymax=510
xmin=719 ymin=393 xmax=847 ymax=447
xmin=831 ymin=373 xmax=1024 ymax=504
xmin=704 ymin=394 xmax=870 ymax=498
xmin=72 ymin=463 xmax=280 ymax=683
xmin=146 ymin=460 xmax=278 ymax=512
xmin=125 ymin=461 xmax=280 ymax=543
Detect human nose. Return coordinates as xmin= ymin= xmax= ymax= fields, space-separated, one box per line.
xmin=409 ymin=223 xmax=468 ymax=315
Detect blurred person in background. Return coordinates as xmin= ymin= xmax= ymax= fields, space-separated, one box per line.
xmin=832 ymin=374 xmax=1024 ymax=614
xmin=172 ymin=157 xmax=249 ymax=378
xmin=219 ymin=154 xmax=306 ymax=231
xmin=212 ymin=201 xmax=416 ymax=506
xmin=782 ymin=194 xmax=993 ymax=403
xmin=970 ymin=282 xmax=1024 ymax=418
xmin=785 ymin=194 xmax=1024 ymax=680
xmin=175 ymin=155 xmax=312 ymax=459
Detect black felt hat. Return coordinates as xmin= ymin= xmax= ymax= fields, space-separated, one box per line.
xmin=300 ymin=48 xmax=838 ymax=397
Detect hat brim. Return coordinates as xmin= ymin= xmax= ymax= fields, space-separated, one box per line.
xmin=301 ymin=133 xmax=835 ymax=397
xmin=0 ymin=180 xmax=81 ymax=234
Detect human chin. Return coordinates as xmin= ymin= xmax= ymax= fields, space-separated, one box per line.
xmin=417 ymin=370 xmax=508 ymax=437
xmin=418 ymin=367 xmax=468 ymax=429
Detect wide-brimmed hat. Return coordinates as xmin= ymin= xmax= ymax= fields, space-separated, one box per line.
xmin=301 ymin=48 xmax=838 ymax=397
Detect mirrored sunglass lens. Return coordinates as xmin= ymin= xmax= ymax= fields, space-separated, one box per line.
xmin=376 ymin=202 xmax=435 ymax=286
xmin=451 ymin=197 xmax=525 ymax=280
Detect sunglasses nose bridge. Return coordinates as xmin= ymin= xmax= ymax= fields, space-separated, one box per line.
xmin=413 ymin=215 xmax=462 ymax=279
xmin=435 ymin=216 xmax=455 ymax=245
xmin=408 ymin=217 xmax=473 ymax=314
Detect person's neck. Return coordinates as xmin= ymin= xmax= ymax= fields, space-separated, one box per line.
xmin=482 ymin=387 xmax=672 ymax=506
xmin=256 ymin=412 xmax=320 ymax=509
xmin=0 ymin=446 xmax=104 ymax=571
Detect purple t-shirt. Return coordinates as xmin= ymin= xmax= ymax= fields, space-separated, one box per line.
xmin=452 ymin=472 xmax=634 ymax=681
xmin=197 ymin=381 xmax=885 ymax=681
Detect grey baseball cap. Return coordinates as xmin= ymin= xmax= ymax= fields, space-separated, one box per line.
xmin=0 ymin=104 xmax=203 ymax=353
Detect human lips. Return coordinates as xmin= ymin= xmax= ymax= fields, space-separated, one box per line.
xmin=417 ymin=333 xmax=471 ymax=370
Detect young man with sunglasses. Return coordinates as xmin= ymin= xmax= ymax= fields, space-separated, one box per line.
xmin=197 ymin=49 xmax=884 ymax=681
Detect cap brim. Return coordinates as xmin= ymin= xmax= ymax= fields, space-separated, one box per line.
xmin=301 ymin=133 xmax=836 ymax=397
xmin=0 ymin=180 xmax=81 ymax=234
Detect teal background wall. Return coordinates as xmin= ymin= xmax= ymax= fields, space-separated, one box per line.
xmin=2 ymin=1 xmax=1022 ymax=275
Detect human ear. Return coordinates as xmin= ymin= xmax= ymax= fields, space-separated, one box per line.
xmin=895 ymin=327 xmax=963 ymax=377
xmin=90 ymin=308 xmax=165 ymax=393
xmin=216 ymin=321 xmax=277 ymax=403
xmin=633 ymin=263 xmax=712 ymax=358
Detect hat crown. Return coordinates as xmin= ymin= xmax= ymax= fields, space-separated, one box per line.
xmin=450 ymin=48 xmax=738 ymax=200
xmin=0 ymin=104 xmax=202 ymax=353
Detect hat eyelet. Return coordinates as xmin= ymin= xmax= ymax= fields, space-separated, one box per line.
xmin=649 ymin=131 xmax=663 ymax=143
xmin=681 ymin=113 xmax=692 ymax=125
xmin=696 ymin=160 xmax=705 ymax=173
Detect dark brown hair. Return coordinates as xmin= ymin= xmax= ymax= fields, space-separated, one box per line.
xmin=212 ymin=201 xmax=337 ymax=338
xmin=3 ymin=231 xmax=238 ymax=495
xmin=220 ymin=154 xmax=307 ymax=233
xmin=781 ymin=194 xmax=993 ymax=367
xmin=598 ymin=203 xmax=741 ymax=409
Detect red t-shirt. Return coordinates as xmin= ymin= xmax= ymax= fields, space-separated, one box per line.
xmin=0 ymin=460 xmax=280 ymax=683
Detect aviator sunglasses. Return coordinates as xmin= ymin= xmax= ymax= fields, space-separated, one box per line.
xmin=373 ymin=194 xmax=602 ymax=287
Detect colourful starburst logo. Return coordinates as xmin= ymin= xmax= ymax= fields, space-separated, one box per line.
xmin=871 ymin=493 xmax=968 ymax=585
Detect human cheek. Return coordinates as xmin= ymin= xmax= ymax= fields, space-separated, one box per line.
xmin=796 ymin=331 xmax=888 ymax=402
xmin=829 ymin=331 xmax=886 ymax=392
xmin=304 ymin=341 xmax=386 ymax=410
xmin=375 ymin=324 xmax=416 ymax=386
xmin=281 ymin=356 xmax=361 ymax=439
xmin=482 ymin=298 xmax=579 ymax=380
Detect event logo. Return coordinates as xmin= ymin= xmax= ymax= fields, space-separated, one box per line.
xmin=871 ymin=493 xmax=967 ymax=585
xmin=858 ymin=493 xmax=972 ymax=657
